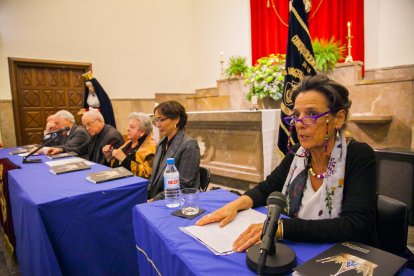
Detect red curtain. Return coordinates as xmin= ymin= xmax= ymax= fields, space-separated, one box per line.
xmin=250 ymin=0 xmax=364 ymax=65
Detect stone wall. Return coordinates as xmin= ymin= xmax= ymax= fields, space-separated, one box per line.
xmin=112 ymin=99 xmax=155 ymax=135
xmin=331 ymin=62 xmax=414 ymax=149
xmin=0 ymin=100 xmax=16 ymax=147
xmin=185 ymin=110 xmax=282 ymax=190
xmin=2 ymin=63 xmax=413 ymax=152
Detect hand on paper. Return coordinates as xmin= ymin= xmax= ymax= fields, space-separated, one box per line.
xmin=195 ymin=203 xmax=238 ymax=227
xmin=46 ymin=147 xmax=63 ymax=156
xmin=195 ymin=195 xmax=254 ymax=227
xmin=232 ymin=223 xmax=262 ymax=252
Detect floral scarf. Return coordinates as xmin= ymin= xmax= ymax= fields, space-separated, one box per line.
xmin=282 ymin=130 xmax=349 ymax=219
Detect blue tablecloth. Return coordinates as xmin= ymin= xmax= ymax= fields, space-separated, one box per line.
xmin=133 ymin=189 xmax=332 ymax=275
xmin=1 ymin=148 xmax=149 ymax=276
xmin=133 ymin=189 xmax=413 ymax=276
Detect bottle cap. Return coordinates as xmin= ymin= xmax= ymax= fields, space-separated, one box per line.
xmin=166 ymin=158 xmax=175 ymax=165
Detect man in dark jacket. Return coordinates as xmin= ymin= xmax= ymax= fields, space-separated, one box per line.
xmin=46 ymin=110 xmax=90 ymax=157
xmin=82 ymin=109 xmax=123 ymax=164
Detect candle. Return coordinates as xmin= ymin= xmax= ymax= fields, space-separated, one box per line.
xmin=220 ymin=51 xmax=224 ymax=62
xmin=347 ymin=21 xmax=351 ymax=37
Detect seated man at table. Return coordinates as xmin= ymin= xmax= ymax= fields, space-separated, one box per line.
xmin=41 ymin=114 xmax=60 ymax=147
xmin=45 ymin=110 xmax=91 ymax=157
xmin=82 ymin=109 xmax=123 ymax=164
xmin=44 ymin=114 xmax=57 ymax=135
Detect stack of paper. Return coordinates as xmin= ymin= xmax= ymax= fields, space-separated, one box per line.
xmin=181 ymin=209 xmax=266 ymax=255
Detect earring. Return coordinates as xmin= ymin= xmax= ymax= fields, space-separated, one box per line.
xmin=324 ymin=117 xmax=329 ymax=157
xmin=335 ymin=127 xmax=340 ymax=139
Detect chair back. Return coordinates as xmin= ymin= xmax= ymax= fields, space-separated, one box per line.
xmin=377 ymin=195 xmax=408 ymax=256
xmin=199 ymin=166 xmax=211 ymax=191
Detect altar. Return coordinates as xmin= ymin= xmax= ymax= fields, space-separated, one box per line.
xmin=185 ymin=109 xmax=282 ymax=189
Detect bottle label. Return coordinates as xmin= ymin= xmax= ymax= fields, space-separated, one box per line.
xmin=164 ymin=172 xmax=180 ymax=189
xmin=166 ymin=178 xmax=179 ymax=187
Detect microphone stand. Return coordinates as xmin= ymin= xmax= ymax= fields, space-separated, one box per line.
xmin=246 ymin=227 xmax=296 ymax=275
xmin=22 ymin=135 xmax=61 ymax=164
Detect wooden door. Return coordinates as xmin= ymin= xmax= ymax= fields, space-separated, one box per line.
xmin=8 ymin=58 xmax=92 ymax=145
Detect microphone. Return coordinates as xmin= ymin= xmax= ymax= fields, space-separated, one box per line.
xmin=260 ymin=192 xmax=286 ymax=255
xmin=246 ymin=192 xmax=296 ymax=275
xmin=23 ymin=127 xmax=70 ymax=163
xmin=43 ymin=126 xmax=70 ymax=141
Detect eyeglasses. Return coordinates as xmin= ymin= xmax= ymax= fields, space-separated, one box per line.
xmin=283 ymin=110 xmax=331 ymax=126
xmin=152 ymin=117 xmax=169 ymax=125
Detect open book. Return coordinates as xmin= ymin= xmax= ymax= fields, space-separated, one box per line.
xmin=50 ymin=161 xmax=91 ymax=175
xmin=9 ymin=144 xmax=39 ymax=155
xmin=47 ymin=152 xmax=78 ymax=159
xmin=86 ymin=167 xmax=134 ymax=184
xmin=181 ymin=209 xmax=266 ymax=255
xmin=294 ymin=242 xmax=407 ymax=276
xmin=9 ymin=148 xmax=30 ymax=155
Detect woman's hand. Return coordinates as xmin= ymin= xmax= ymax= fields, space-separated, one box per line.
xmin=102 ymin=145 xmax=113 ymax=159
xmin=195 ymin=203 xmax=239 ymax=227
xmin=232 ymin=223 xmax=263 ymax=252
xmin=195 ymin=195 xmax=254 ymax=227
xmin=112 ymin=149 xmax=126 ymax=163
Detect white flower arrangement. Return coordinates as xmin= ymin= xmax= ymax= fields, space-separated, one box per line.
xmin=245 ymin=53 xmax=286 ymax=101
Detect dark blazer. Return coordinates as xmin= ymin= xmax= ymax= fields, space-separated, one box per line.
xmin=244 ymin=140 xmax=377 ymax=246
xmin=56 ymin=124 xmax=90 ymax=157
xmin=87 ymin=124 xmax=123 ymax=164
xmin=148 ymin=130 xmax=200 ymax=200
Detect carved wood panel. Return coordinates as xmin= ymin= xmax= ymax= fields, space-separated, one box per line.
xmin=9 ymin=58 xmax=92 ymax=145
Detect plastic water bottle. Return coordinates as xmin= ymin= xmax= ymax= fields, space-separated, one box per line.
xmin=164 ymin=158 xmax=181 ymax=208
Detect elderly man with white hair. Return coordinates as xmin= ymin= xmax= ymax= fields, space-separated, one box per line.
xmin=82 ymin=109 xmax=123 ymax=164
xmin=46 ymin=110 xmax=90 ymax=157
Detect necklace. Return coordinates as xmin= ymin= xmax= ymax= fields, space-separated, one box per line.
xmin=308 ymin=166 xmax=326 ymax=179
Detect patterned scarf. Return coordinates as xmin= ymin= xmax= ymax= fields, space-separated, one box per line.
xmin=282 ymin=130 xmax=349 ymax=219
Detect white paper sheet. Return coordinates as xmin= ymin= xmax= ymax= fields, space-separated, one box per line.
xmin=181 ymin=209 xmax=266 ymax=255
xmin=45 ymin=157 xmax=95 ymax=167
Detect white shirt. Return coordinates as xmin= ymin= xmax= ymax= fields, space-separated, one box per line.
xmin=297 ymin=177 xmax=325 ymax=219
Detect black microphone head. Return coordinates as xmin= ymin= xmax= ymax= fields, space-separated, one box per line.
xmin=63 ymin=126 xmax=70 ymax=131
xmin=267 ymin=192 xmax=286 ymax=209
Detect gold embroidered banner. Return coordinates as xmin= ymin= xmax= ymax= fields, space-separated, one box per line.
xmin=277 ymin=0 xmax=317 ymax=156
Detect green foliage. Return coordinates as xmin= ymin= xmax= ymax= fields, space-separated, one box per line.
xmin=312 ymin=37 xmax=346 ymax=74
xmin=225 ymin=56 xmax=249 ymax=78
xmin=244 ymin=54 xmax=286 ymax=101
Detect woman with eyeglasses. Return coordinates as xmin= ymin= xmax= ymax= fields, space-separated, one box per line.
xmin=148 ymin=101 xmax=200 ymax=201
xmin=102 ymin=112 xmax=156 ymax=179
xmin=196 ymin=75 xmax=377 ymax=251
